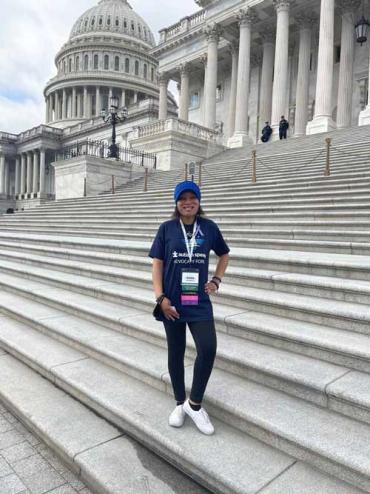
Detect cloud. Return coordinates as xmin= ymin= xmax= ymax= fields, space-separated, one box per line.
xmin=0 ymin=0 xmax=197 ymax=133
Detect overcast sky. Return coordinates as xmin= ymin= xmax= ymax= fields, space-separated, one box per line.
xmin=0 ymin=0 xmax=197 ymax=134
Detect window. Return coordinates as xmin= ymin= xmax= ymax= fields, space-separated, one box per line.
xmin=216 ymin=83 xmax=224 ymax=101
xmin=310 ymin=53 xmax=313 ymax=71
xmin=91 ymin=16 xmax=95 ymax=26
xmin=115 ymin=56 xmax=120 ymax=71
xmin=124 ymin=19 xmax=127 ymax=29
xmin=143 ymin=64 xmax=147 ymax=79
xmin=138 ymin=25 xmax=141 ymax=34
xmin=115 ymin=17 xmax=119 ymax=27
xmin=84 ymin=19 xmax=88 ymax=28
xmin=99 ymin=16 xmax=103 ymax=26
xmin=131 ymin=21 xmax=135 ymax=31
xmin=69 ymin=58 xmax=72 ymax=72
xmin=104 ymin=55 xmax=109 ymax=70
xmin=94 ymin=54 xmax=98 ymax=69
xmin=151 ymin=67 xmax=154 ymax=81
xmin=76 ymin=56 xmax=80 ymax=71
xmin=335 ymin=45 xmax=341 ymax=64
xmin=190 ymin=91 xmax=200 ymax=108
xmin=125 ymin=58 xmax=130 ymax=73
xmin=107 ymin=16 xmax=111 ymax=26
xmin=84 ymin=54 xmax=88 ymax=71
xmin=135 ymin=60 xmax=139 ymax=76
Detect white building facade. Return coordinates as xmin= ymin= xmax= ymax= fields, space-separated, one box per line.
xmin=153 ymin=0 xmax=370 ymax=146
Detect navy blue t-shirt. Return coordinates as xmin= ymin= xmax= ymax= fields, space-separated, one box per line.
xmin=149 ymin=217 xmax=230 ymax=322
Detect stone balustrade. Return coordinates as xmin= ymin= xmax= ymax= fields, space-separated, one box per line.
xmin=0 ymin=132 xmax=18 ymax=142
xmin=134 ymin=118 xmax=220 ymax=142
xmin=159 ymin=10 xmax=206 ymax=43
xmin=17 ymin=125 xmax=63 ymax=143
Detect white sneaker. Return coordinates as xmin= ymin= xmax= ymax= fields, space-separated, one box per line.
xmin=169 ymin=404 xmax=186 ymax=428
xmin=183 ymin=399 xmax=215 ymax=435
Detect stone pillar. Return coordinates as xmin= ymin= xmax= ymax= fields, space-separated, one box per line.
xmin=179 ymin=63 xmax=190 ymax=121
xmin=307 ymin=0 xmax=336 ymax=134
xmin=77 ymin=90 xmax=82 ymax=118
xmin=15 ymin=156 xmax=21 ymax=196
xmin=259 ymin=30 xmax=275 ymax=128
xmin=121 ymin=89 xmax=126 ymax=108
xmin=294 ymin=17 xmax=314 ymax=136
xmin=83 ymin=87 xmax=88 ymax=118
xmin=109 ymin=87 xmax=113 ymax=103
xmin=204 ymin=23 xmax=221 ymax=129
xmin=32 ymin=151 xmax=39 ymax=195
xmin=0 ymin=154 xmax=5 ymax=195
xmin=96 ymin=87 xmax=101 ymax=115
xmin=49 ymin=94 xmax=54 ymax=122
xmin=158 ymin=74 xmax=169 ymax=120
xmin=45 ymin=98 xmax=50 ymax=124
xmin=359 ymin=39 xmax=370 ymax=125
xmin=337 ymin=0 xmax=360 ymax=128
xmin=62 ymin=89 xmax=67 ymax=120
xmin=20 ymin=154 xmax=26 ymax=195
xmin=227 ymin=43 xmax=239 ymax=137
xmin=26 ymin=152 xmax=33 ymax=195
xmin=4 ymin=160 xmax=9 ymax=195
xmin=133 ymin=91 xmax=138 ymax=104
xmin=55 ymin=92 xmax=60 ymax=120
xmin=39 ymin=149 xmax=46 ymax=196
xmin=228 ymin=10 xmax=254 ymax=147
xmin=271 ymin=0 xmax=292 ymax=138
xmin=72 ymin=87 xmax=77 ymax=118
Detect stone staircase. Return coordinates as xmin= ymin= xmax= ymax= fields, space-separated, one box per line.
xmin=0 ymin=128 xmax=370 ymax=492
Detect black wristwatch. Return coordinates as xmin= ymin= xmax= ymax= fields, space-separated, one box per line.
xmin=156 ymin=294 xmax=166 ymax=305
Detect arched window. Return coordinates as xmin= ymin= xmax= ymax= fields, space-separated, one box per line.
xmin=84 ymin=54 xmax=89 ymax=71
xmin=114 ymin=56 xmax=119 ymax=71
xmin=135 ymin=60 xmax=139 ymax=76
xmin=115 ymin=17 xmax=119 ymax=27
xmin=125 ymin=58 xmax=130 ymax=73
xmin=107 ymin=16 xmax=111 ymax=26
xmin=151 ymin=67 xmax=154 ymax=82
xmin=143 ymin=64 xmax=147 ymax=79
xmin=69 ymin=58 xmax=72 ymax=72
xmin=94 ymin=54 xmax=98 ymax=69
xmin=104 ymin=54 xmax=109 ymax=70
xmin=76 ymin=56 xmax=80 ymax=71
xmin=91 ymin=16 xmax=95 ymax=26
xmin=131 ymin=21 xmax=135 ymax=31
xmin=124 ymin=19 xmax=127 ymax=29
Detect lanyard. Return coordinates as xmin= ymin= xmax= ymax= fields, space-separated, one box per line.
xmin=180 ymin=219 xmax=198 ymax=264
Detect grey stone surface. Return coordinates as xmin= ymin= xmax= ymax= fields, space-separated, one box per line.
xmin=0 ymin=473 xmax=27 ymax=494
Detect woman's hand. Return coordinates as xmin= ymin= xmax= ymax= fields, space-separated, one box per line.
xmin=205 ymin=281 xmax=218 ymax=295
xmin=161 ymin=298 xmax=180 ymax=321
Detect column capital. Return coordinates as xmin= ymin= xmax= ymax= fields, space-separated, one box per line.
xmin=337 ymin=0 xmax=361 ymax=14
xmin=273 ymin=0 xmax=295 ymax=13
xmin=158 ymin=73 xmax=169 ymax=85
xmin=179 ymin=62 xmax=191 ymax=76
xmin=199 ymin=53 xmax=208 ymax=67
xmin=295 ymin=13 xmax=317 ymax=29
xmin=237 ymin=8 xmax=257 ymax=27
xmin=204 ymin=22 xmax=222 ymax=42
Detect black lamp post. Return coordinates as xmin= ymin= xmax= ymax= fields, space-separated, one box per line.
xmin=355 ymin=1 xmax=369 ymax=46
xmin=101 ymin=96 xmax=128 ymax=159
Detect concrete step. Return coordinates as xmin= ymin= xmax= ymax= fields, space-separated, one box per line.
xmin=0 ymin=311 xmax=369 ymax=492
xmin=0 ymin=354 xmax=206 ymax=494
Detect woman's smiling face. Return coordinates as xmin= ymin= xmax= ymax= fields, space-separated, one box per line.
xmin=177 ymin=191 xmax=200 ymax=218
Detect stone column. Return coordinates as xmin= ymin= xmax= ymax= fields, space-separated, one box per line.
xmin=33 ymin=151 xmax=39 ymax=195
xmin=0 ymin=154 xmax=5 ymax=195
xmin=55 ymin=92 xmax=60 ymax=120
xmin=83 ymin=87 xmax=88 ymax=118
xmin=121 ymin=89 xmax=126 ymax=108
xmin=204 ymin=23 xmax=221 ymax=129
xmin=45 ymin=98 xmax=50 ymax=124
xmin=228 ymin=10 xmax=254 ymax=147
xmin=26 ymin=152 xmax=33 ymax=195
xmin=3 ymin=159 xmax=9 ymax=195
xmin=96 ymin=87 xmax=101 ymax=115
xmin=158 ymin=74 xmax=169 ymax=120
xmin=259 ymin=30 xmax=275 ymax=128
xmin=337 ymin=0 xmax=360 ymax=128
xmin=227 ymin=43 xmax=239 ymax=137
xmin=62 ymin=89 xmax=67 ymax=120
xmin=72 ymin=87 xmax=77 ymax=118
xmin=179 ymin=63 xmax=190 ymax=121
xmin=39 ymin=149 xmax=46 ymax=196
xmin=359 ymin=39 xmax=370 ymax=125
xmin=271 ymin=0 xmax=292 ymax=138
xmin=307 ymin=0 xmax=336 ymax=134
xmin=109 ymin=87 xmax=113 ymax=103
xmin=294 ymin=17 xmax=314 ymax=136
xmin=133 ymin=91 xmax=138 ymax=104
xmin=77 ymin=90 xmax=82 ymax=118
xmin=49 ymin=94 xmax=54 ymax=122
xmin=20 ymin=154 xmax=26 ymax=195
xmin=15 ymin=156 xmax=21 ymax=196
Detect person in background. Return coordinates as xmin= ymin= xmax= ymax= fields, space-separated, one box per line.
xmin=149 ymin=181 xmax=230 ymax=435
xmin=261 ymin=122 xmax=272 ymax=143
xmin=279 ymin=115 xmax=289 ymax=140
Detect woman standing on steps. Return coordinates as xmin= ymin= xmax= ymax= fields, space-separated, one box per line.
xmin=149 ymin=181 xmax=230 ymax=435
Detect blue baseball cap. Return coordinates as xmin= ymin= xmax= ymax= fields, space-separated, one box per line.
xmin=174 ymin=181 xmax=201 ymax=203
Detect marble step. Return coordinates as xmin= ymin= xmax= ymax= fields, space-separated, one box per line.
xmin=0 ymin=354 xmax=206 ymax=494
xmin=0 ymin=312 xmax=369 ymax=492
xmin=2 ymin=246 xmax=370 ymax=305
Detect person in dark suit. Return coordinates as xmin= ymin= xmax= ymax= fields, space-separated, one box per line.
xmin=261 ymin=122 xmax=272 ymax=143
xmin=279 ymin=116 xmax=289 ymax=140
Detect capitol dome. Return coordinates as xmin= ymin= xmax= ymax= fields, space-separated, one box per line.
xmin=70 ymin=0 xmax=155 ymax=48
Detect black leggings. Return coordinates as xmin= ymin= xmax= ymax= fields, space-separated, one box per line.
xmin=163 ymin=319 xmax=217 ymax=404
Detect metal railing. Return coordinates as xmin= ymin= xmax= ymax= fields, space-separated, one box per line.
xmin=55 ymin=140 xmax=157 ymax=168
